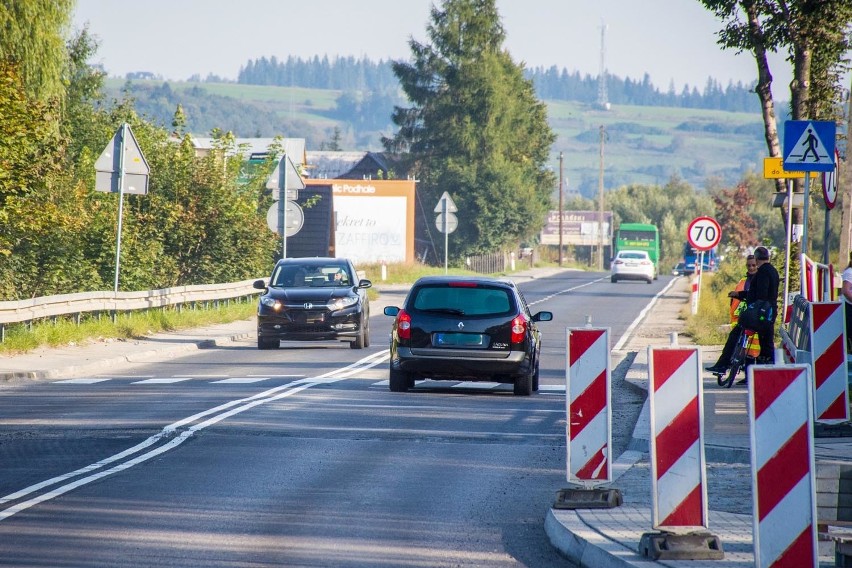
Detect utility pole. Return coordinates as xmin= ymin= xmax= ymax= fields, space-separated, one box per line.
xmin=598 ymin=125 xmax=605 ymax=270
xmin=559 ymin=151 xmax=564 ymax=267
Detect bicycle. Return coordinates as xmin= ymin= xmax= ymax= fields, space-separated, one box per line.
xmin=713 ymin=326 xmax=758 ymax=388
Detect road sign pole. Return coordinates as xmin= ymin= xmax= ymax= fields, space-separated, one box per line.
xmin=443 ymin=198 xmax=448 ymax=274
xmin=803 ymin=173 xmax=811 ymax=255
xmin=281 ymin=153 xmax=288 ymax=259
xmin=113 ymin=123 xmax=127 ymax=293
xmin=783 ymin=179 xmax=794 ymax=321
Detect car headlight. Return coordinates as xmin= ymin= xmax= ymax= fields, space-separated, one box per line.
xmin=328 ymin=296 xmax=359 ymax=311
xmin=260 ymin=297 xmax=282 ymax=310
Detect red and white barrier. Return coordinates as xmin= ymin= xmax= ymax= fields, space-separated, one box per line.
xmin=648 ymin=347 xmax=708 ymax=530
xmin=808 ymin=301 xmax=849 ymax=423
xmin=748 ymin=365 xmax=818 ymax=568
xmin=801 ymin=253 xmax=835 ymax=302
xmin=566 ymin=328 xmax=611 ymax=484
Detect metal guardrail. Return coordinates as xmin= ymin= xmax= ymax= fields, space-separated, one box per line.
xmin=0 ymin=279 xmax=262 ymax=340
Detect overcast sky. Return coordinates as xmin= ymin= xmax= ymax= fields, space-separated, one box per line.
xmin=72 ymin=0 xmax=795 ymax=92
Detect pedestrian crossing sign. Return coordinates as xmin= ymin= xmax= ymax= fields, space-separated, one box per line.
xmin=783 ymin=120 xmax=836 ymax=172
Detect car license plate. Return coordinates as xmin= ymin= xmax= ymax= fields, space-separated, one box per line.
xmin=433 ymin=332 xmax=485 ymax=347
xmin=305 ymin=313 xmax=325 ymax=323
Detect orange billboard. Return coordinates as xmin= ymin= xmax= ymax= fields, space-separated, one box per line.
xmin=305 ymin=179 xmax=416 ymax=264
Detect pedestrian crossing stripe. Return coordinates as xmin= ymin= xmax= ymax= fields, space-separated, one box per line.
xmin=370 ymin=379 xmax=566 ymax=392
xmin=783 ymin=120 xmax=836 ymax=172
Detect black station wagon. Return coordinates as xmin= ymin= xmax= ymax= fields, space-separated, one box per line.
xmin=383 ymin=276 xmax=552 ymax=396
xmin=253 ymin=257 xmax=371 ymax=349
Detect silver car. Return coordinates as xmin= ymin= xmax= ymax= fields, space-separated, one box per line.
xmin=611 ymin=250 xmax=655 ymax=283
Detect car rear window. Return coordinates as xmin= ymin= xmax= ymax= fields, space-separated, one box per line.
xmin=272 ymin=264 xmax=352 ymax=287
xmin=619 ymin=252 xmax=647 ymax=260
xmin=410 ymin=285 xmax=513 ymax=316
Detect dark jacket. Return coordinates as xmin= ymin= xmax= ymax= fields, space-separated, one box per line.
xmin=736 ymin=262 xmax=780 ymax=317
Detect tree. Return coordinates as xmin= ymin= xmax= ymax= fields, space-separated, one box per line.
xmin=712 ymin=181 xmax=759 ymax=249
xmin=0 ymin=0 xmax=73 ymax=101
xmin=382 ymin=0 xmax=556 ymax=260
xmin=698 ymin=0 xmax=852 ymax=247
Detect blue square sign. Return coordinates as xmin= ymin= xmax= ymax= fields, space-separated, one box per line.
xmin=783 ymin=120 xmax=836 ymax=172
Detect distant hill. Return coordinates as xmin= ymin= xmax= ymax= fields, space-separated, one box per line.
xmin=104 ymin=78 xmax=768 ymax=195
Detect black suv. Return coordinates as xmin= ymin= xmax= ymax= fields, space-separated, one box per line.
xmin=383 ymin=276 xmax=552 ymax=396
xmin=253 ymin=257 xmax=371 ymax=349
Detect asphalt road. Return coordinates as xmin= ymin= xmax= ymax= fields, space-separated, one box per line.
xmin=0 ymin=271 xmax=671 ymax=567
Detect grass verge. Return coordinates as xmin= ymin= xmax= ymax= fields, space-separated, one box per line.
xmin=0 ymin=301 xmax=256 ymax=356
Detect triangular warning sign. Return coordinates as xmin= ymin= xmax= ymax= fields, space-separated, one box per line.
xmin=786 ymin=122 xmax=833 ymax=165
xmin=94 ymin=124 xmax=150 ymax=175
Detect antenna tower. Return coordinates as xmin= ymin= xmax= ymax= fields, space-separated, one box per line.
xmin=596 ymin=22 xmax=611 ymax=111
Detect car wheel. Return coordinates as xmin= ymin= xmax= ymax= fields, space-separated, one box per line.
xmin=514 ymin=372 xmax=533 ymax=396
xmin=646 ymin=278 xmax=653 ymax=284
xmin=350 ymin=323 xmax=366 ymax=349
xmin=532 ymin=362 xmax=540 ymax=392
xmin=363 ymin=314 xmax=371 ymax=348
xmin=610 ymin=276 xmax=617 ymax=283
xmin=257 ymin=336 xmax=279 ymax=350
xmin=389 ymin=365 xmax=410 ymax=392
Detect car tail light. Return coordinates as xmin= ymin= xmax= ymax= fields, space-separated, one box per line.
xmin=511 ymin=314 xmax=527 ymax=343
xmin=613 ymin=259 xmax=624 ymax=265
xmin=397 ymin=309 xmax=412 ymax=340
xmin=448 ymin=281 xmax=478 ymax=288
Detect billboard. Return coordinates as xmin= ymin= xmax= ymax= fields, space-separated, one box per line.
xmin=304 ymin=179 xmax=416 ymax=264
xmin=540 ymin=210 xmax=613 ymax=246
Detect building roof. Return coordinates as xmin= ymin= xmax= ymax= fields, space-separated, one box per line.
xmin=189 ymin=137 xmax=306 ymax=165
xmin=305 ymin=151 xmax=394 ymax=180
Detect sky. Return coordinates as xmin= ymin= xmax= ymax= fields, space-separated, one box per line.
xmin=72 ymin=0 xmax=795 ymax=92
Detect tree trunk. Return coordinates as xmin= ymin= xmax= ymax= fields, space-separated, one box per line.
xmin=745 ymin=1 xmax=786 ymax=195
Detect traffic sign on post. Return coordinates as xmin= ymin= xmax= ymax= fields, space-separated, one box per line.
xmin=822 ymin=150 xmax=840 ymax=209
xmin=687 ymin=216 xmax=722 ymax=252
xmin=434 ymin=191 xmax=458 ymax=213
xmin=783 ymin=120 xmax=836 ymax=173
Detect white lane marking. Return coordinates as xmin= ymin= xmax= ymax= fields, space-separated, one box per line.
xmin=108 ymin=375 xmax=154 ymax=378
xmin=246 ymin=374 xmax=304 ymax=378
xmin=370 ymin=379 xmax=565 ymax=393
xmin=451 ymin=381 xmax=501 ymax=389
xmin=53 ymin=378 xmax=110 ymax=385
xmin=212 ymin=378 xmax=270 ymax=384
xmin=132 ymin=378 xmax=192 ymax=385
xmin=172 ymin=374 xmax=227 ymax=378
xmin=612 ymin=277 xmax=679 ymax=351
xmin=526 ymin=277 xmax=607 ymax=307
xmin=0 ymin=351 xmax=390 ymax=521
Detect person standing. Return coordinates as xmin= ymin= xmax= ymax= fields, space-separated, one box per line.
xmin=734 ymin=246 xmax=780 ymax=363
xmin=841 ymin=254 xmax=852 ymax=351
xmin=705 ymin=255 xmax=758 ymax=373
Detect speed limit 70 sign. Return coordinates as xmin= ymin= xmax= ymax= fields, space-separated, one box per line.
xmin=687 ymin=216 xmax=722 ymax=251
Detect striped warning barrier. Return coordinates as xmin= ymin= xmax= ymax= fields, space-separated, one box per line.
xmin=648 ymin=346 xmax=708 ymax=530
xmin=749 ymin=364 xmax=818 ymax=568
xmin=566 ymin=328 xmax=611 ymax=484
xmin=808 ymin=301 xmax=849 ymax=423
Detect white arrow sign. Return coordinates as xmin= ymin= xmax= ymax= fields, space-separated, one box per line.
xmin=434 ymin=191 xmax=458 ymax=213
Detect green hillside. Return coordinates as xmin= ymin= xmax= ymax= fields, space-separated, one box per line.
xmin=105 ymin=78 xmax=767 ymax=195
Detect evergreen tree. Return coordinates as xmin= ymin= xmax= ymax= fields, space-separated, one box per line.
xmin=382 ymin=0 xmax=556 ymax=259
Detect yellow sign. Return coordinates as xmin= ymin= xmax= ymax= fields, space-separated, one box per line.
xmin=763 ymin=157 xmax=818 ymax=180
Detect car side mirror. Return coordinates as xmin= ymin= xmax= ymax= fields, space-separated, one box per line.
xmin=384 ymin=306 xmax=400 ymax=316
xmin=532 ymin=311 xmax=553 ymax=322
xmin=253 ymin=279 xmax=267 ymax=290
xmin=358 ymin=279 xmax=372 ymax=289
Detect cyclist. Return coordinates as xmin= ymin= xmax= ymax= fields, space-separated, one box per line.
xmin=706 ymin=255 xmax=759 ymax=374
xmin=732 ymin=246 xmax=780 ymax=365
